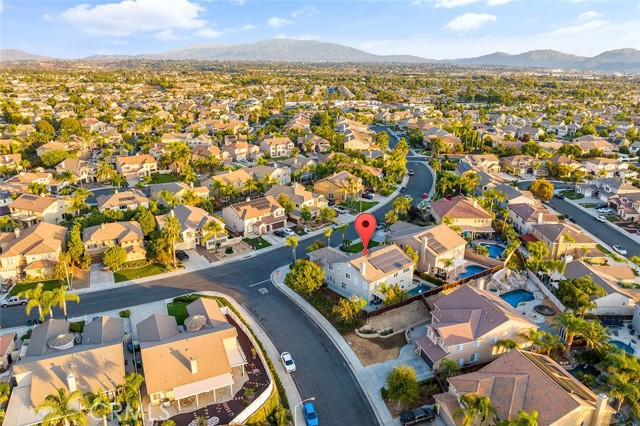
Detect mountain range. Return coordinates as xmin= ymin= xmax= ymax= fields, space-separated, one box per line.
xmin=3 ymin=39 xmax=640 ymax=72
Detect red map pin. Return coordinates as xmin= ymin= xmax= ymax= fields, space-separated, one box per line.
xmin=355 ymin=213 xmax=377 ymax=255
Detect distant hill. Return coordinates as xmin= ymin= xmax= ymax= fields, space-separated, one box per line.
xmin=0 ymin=49 xmax=52 ymax=61
xmin=3 ymin=41 xmax=640 ymax=72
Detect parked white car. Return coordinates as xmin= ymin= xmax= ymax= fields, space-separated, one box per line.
xmin=280 ymin=351 xmax=296 ymax=373
xmin=1 ymin=295 xmax=27 ymax=308
xmin=613 ymin=245 xmax=628 ymax=255
xmin=595 ymin=215 xmax=607 ymax=223
xmin=598 ymin=208 xmax=613 ymax=214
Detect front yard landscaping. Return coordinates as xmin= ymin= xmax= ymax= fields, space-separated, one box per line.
xmin=351 ymin=201 xmax=379 ymax=212
xmin=342 ymin=240 xmax=381 ymax=253
xmin=9 ymin=279 xmax=64 ymax=296
xmin=167 ymin=300 xmax=190 ymax=325
xmin=560 ymin=190 xmax=584 ymax=200
xmin=606 ymin=215 xmax=620 ymax=223
xmin=113 ymin=263 xmax=167 ymax=283
xmin=243 ymin=237 xmax=272 ymax=250
xmin=149 ymin=173 xmax=180 ymax=184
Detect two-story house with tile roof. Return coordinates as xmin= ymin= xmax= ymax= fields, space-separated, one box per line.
xmin=157 ymin=205 xmax=228 ymax=251
xmin=83 ymin=221 xmax=146 ymax=262
xmin=222 ymin=196 xmax=286 ymax=236
xmin=115 ymin=154 xmax=158 ymax=179
xmin=430 ymin=195 xmax=494 ymax=238
xmin=259 ymin=137 xmax=294 ymax=157
xmin=9 ymin=193 xmax=69 ymax=227
xmin=313 ymin=171 xmax=363 ymax=205
xmin=265 ymin=183 xmax=328 ymax=223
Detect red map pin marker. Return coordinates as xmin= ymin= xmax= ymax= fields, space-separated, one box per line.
xmin=355 ymin=213 xmax=377 ymax=255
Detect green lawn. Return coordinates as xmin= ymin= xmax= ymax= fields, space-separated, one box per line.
xmin=243 ymin=237 xmax=272 ymax=250
xmin=149 ymin=173 xmax=180 ymax=184
xmin=9 ymin=279 xmax=63 ymax=296
xmin=597 ymin=244 xmax=612 ymax=255
xmin=113 ymin=263 xmax=168 ymax=283
xmin=352 ymin=201 xmax=379 ymax=212
xmin=561 ymin=190 xmax=584 ymax=200
xmin=606 ymin=215 xmax=620 ymax=223
xmin=579 ymin=203 xmax=598 ymax=208
xmin=343 ymin=240 xmax=381 ymax=253
xmin=167 ymin=301 xmax=189 ymax=326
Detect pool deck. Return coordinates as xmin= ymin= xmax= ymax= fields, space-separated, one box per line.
xmin=609 ymin=326 xmax=639 ymax=356
xmin=487 ymin=269 xmax=546 ymax=324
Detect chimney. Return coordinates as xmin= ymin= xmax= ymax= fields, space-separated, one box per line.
xmin=360 ymin=261 xmax=366 ymax=276
xmin=100 ymin=223 xmax=105 ymax=229
xmin=473 ymin=199 xmax=478 ymax=208
xmin=421 ymin=236 xmax=428 ymax=254
xmin=190 ymin=357 xmax=198 ymax=374
xmin=537 ymin=212 xmax=543 ymax=224
xmin=66 ymin=373 xmax=77 ymax=392
xmin=592 ymin=394 xmax=610 ymax=426
xmin=13 ymin=228 xmax=20 ymax=238
xmin=190 ymin=181 xmax=194 ymax=188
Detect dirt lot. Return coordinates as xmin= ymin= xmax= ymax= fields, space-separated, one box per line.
xmin=344 ymin=332 xmax=407 ymax=366
xmin=366 ymin=301 xmax=430 ymax=332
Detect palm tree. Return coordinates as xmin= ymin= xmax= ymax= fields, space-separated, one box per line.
xmin=37 ymin=388 xmax=87 ymax=426
xmin=285 ymin=236 xmax=299 ymax=265
xmin=441 ymin=257 xmax=455 ymax=279
xmin=324 ymin=227 xmax=333 ymax=246
xmin=454 ymin=394 xmax=496 ymax=426
xmin=162 ymin=215 xmax=182 ymax=268
xmin=19 ymin=283 xmax=50 ymax=321
xmin=59 ymin=170 xmax=75 ymax=186
xmin=517 ymin=329 xmax=543 ymax=350
xmin=608 ymin=377 xmax=640 ymax=414
xmin=562 ymin=233 xmax=575 ymax=260
xmin=110 ymin=173 xmax=125 ymax=188
xmin=505 ymin=410 xmax=539 ymax=426
xmin=159 ymin=189 xmax=179 ymax=208
xmin=0 ymin=382 xmax=10 ymax=423
xmin=243 ymin=178 xmax=258 ymax=196
xmin=69 ymin=188 xmax=93 ymax=217
xmin=580 ymin=319 xmax=611 ymax=352
xmin=117 ymin=373 xmax=145 ymax=422
xmin=537 ymin=331 xmax=565 ymax=356
xmin=180 ymin=189 xmax=199 ymax=206
xmin=493 ymin=339 xmax=519 ymax=354
xmin=95 ymin=161 xmax=115 ymax=182
xmin=554 ymin=312 xmax=585 ymax=357
xmin=202 ymin=220 xmax=226 ymax=253
xmin=337 ymin=223 xmax=348 ymax=244
xmin=50 ymin=285 xmax=80 ymax=321
xmin=83 ymin=390 xmax=112 ymax=426
xmin=438 ymin=358 xmax=460 ymax=378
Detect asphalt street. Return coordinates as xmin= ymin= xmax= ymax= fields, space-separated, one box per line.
xmin=0 ymin=157 xmax=435 ymax=426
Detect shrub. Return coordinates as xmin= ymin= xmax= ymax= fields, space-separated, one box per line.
xmin=69 ymin=320 xmax=85 ymax=333
xmin=358 ymin=327 xmax=377 ymax=334
xmin=225 ymin=247 xmax=234 ymax=254
xmin=121 ymin=259 xmax=148 ymax=269
xmin=21 ymin=329 xmax=32 ymax=341
xmin=119 ymin=310 xmax=131 ymax=318
xmin=418 ymin=272 xmax=445 ymax=286
xmin=380 ymin=328 xmax=394 ymax=336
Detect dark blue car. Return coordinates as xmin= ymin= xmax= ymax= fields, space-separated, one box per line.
xmin=303 ymin=401 xmax=319 ymax=426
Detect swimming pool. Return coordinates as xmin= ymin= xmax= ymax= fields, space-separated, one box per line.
xmin=481 ymin=243 xmax=506 ymax=259
xmin=459 ymin=265 xmax=487 ymax=279
xmin=500 ymin=289 xmax=535 ymax=308
xmin=611 ymin=340 xmax=635 ymax=354
xmin=407 ymin=284 xmax=431 ymax=296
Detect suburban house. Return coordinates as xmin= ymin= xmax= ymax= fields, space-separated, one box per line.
xmin=3 ymin=172 xmax=65 ymax=194
xmin=0 ymin=222 xmax=66 ymax=281
xmin=0 ymin=332 xmax=16 ymax=372
xmin=137 ymin=298 xmax=248 ymax=412
xmin=265 ymin=183 xmax=328 ymax=223
xmin=435 ymin=350 xmax=614 ymax=426
xmin=55 ymin=158 xmax=95 ymax=184
xmin=492 ymin=183 xmax=539 ymax=206
xmin=509 ymin=203 xmax=559 ymax=234
xmin=500 ymin=155 xmax=541 ymax=176
xmin=308 ymin=245 xmax=414 ymax=304
xmin=459 ymin=154 xmax=500 ymax=173
xmin=387 ymin=222 xmax=467 ymax=275
xmin=115 ymin=154 xmax=158 ymax=179
xmin=249 ymin=165 xmax=292 ymax=185
xmin=157 ymin=204 xmax=228 ymax=251
xmin=221 ymin=141 xmax=260 ymax=162
xmin=610 ymin=192 xmax=640 ymax=222
xmin=415 ymin=285 xmax=537 ymax=369
xmin=313 ymin=171 xmax=364 ymax=205
xmin=0 ymin=153 xmax=23 ymax=171
xmin=529 ymin=223 xmax=605 ymax=263
xmin=558 ymin=260 xmax=639 ymax=316
xmin=277 ymin=157 xmax=316 ymax=182
xmin=576 ymin=178 xmax=639 ymax=202
xmin=259 ymin=136 xmax=294 ymax=157
xmin=96 ymin=188 xmax=150 ymax=213
xmin=222 ymin=196 xmax=287 ymax=236
xmin=430 ymin=195 xmax=494 ymax=238
xmin=9 ymin=193 xmax=69 ymax=227
xmin=148 ymin=182 xmax=209 ymax=207
xmin=4 ymin=317 xmax=126 ymax=426
xmin=205 ymin=168 xmax=253 ymax=194
xmin=83 ymin=221 xmax=146 ymax=262
xmin=583 ymin=158 xmax=636 ymax=179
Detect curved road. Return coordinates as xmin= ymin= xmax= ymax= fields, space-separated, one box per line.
xmin=0 ymin=160 xmax=434 ymax=426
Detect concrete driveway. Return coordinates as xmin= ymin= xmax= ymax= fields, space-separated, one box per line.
xmin=363 ymin=344 xmax=433 ymax=393
xmin=89 ymin=263 xmax=115 ymax=291
xmin=180 ymin=249 xmax=210 ymax=271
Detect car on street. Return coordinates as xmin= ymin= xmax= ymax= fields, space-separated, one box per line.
xmin=280 ymin=351 xmax=296 ymax=373
xmin=303 ymin=401 xmax=319 ymax=426
xmin=595 ymin=215 xmax=607 ymax=223
xmin=399 ymin=407 xmax=436 ymax=425
xmin=421 ymin=193 xmax=428 ymax=199
xmin=595 ymin=204 xmax=609 ymax=210
xmin=1 ymin=295 xmax=27 ymax=308
xmin=332 ymin=222 xmax=347 ymax=230
xmin=565 ymin=216 xmax=576 ymax=223
xmin=399 ymin=186 xmax=406 ymax=193
xmin=176 ymin=250 xmax=189 ymax=261
xmin=613 ymin=245 xmax=628 ymax=255
xmin=403 ymin=195 xmax=412 ymax=200
xmin=598 ymin=208 xmax=613 ymax=214
xmin=408 ymin=169 xmax=414 ymax=176
xmin=555 ymin=193 xmax=565 ymax=200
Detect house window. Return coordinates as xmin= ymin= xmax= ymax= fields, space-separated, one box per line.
xmin=403 ymin=268 xmax=410 ymax=273
xmin=457 ymin=344 xmax=463 ymax=351
xmin=341 ymin=283 xmax=347 ymax=289
xmin=474 ymin=341 xmax=481 ymax=348
xmin=470 ymin=353 xmax=480 ymax=363
xmin=345 ymin=273 xmax=351 ymax=279
xmin=328 ymin=265 xmax=333 ymax=270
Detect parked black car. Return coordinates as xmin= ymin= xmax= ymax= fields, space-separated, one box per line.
xmin=400 ymin=186 xmax=407 ymax=193
xmin=274 ymin=229 xmax=287 ymax=238
xmin=399 ymin=407 xmax=436 ymax=425
xmin=555 ymin=193 xmax=565 ymax=200
xmin=362 ymin=192 xmax=375 ymax=200
xmin=176 ymin=250 xmax=189 ymax=261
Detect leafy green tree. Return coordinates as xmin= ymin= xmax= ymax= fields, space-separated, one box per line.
xmin=300 ymin=205 xmax=312 ymax=222
xmin=529 ymin=179 xmax=554 ymax=201
xmin=499 ymin=410 xmax=539 ymax=426
xmin=392 ymin=196 xmax=412 ymax=216
xmin=376 ymin=131 xmax=390 ymax=150
xmin=332 ymin=295 xmax=366 ymax=323
xmin=27 ymin=181 xmax=48 ymax=195
xmin=159 ymin=189 xmax=179 ymax=208
xmin=284 ymin=259 xmax=324 ymax=295
xmin=454 ymin=394 xmax=496 ymax=426
xmin=102 ymin=246 xmax=127 ymax=271
xmin=37 ymin=387 xmax=87 ymax=426
xmin=403 ymin=245 xmax=419 ymax=266
xmin=323 ymin=227 xmax=333 ymax=246
xmin=67 ymin=224 xmax=85 ymax=267
xmin=525 ymin=241 xmax=549 ymax=272
xmin=385 ymin=365 xmax=420 ymax=409
xmin=0 ymin=381 xmax=10 ymax=424
xmin=59 ymin=117 xmax=82 ymax=135
xmin=319 ymin=206 xmax=337 ymax=222
xmin=41 ymin=150 xmax=72 ymax=167
xmin=556 ymin=276 xmax=605 ymax=316
xmin=285 ymin=236 xmax=299 ymax=264
xmin=384 ymin=210 xmax=398 ymax=227
xmin=277 ymin=194 xmax=294 ymax=215
xmin=36 ymin=119 xmax=55 ymax=137
xmin=133 ymin=208 xmax=156 ymax=236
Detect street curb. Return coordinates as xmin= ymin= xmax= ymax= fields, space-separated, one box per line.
xmin=271 ymin=267 xmax=396 ymax=426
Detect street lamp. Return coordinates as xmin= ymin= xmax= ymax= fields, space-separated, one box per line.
xmin=294 ymin=397 xmax=316 ymax=426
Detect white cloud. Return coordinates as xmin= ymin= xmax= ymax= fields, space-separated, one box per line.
xmin=291 ymin=5 xmax=318 ymax=18
xmin=445 ymin=13 xmax=496 ymax=32
xmin=196 ymin=28 xmax=222 ymax=38
xmin=267 ymin=16 xmax=294 ymax=28
xmin=242 ymin=24 xmax=256 ymax=30
xmin=155 ymin=29 xmax=178 ymax=41
xmin=276 ymin=33 xmax=320 ymax=40
xmin=486 ymin=0 xmax=512 ymax=5
xmin=60 ymin=0 xmax=207 ymax=37
xmin=577 ymin=10 xmax=601 ymax=21
xmin=42 ymin=13 xmax=54 ymax=21
xmin=551 ymin=19 xmax=606 ymax=36
xmin=435 ymin=0 xmax=481 ymax=8
xmin=232 ymin=0 xmax=246 ymax=4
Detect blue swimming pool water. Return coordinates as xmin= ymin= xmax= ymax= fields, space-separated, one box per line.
xmin=611 ymin=340 xmax=635 ymax=354
xmin=459 ymin=265 xmax=487 ymax=279
xmin=407 ymin=284 xmax=432 ymax=296
xmin=500 ymin=289 xmax=535 ymax=308
xmin=481 ymin=243 xmax=506 ymax=259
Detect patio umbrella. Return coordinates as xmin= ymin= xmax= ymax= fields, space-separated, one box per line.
xmin=47 ymin=333 xmax=75 ymax=350
xmin=184 ymin=315 xmax=207 ymax=331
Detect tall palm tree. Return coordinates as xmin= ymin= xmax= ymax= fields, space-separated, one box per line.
xmin=37 ymin=388 xmax=87 ymax=426
xmin=505 ymin=410 xmax=539 ymax=426
xmin=537 ymin=331 xmax=565 ymax=356
xmin=19 ymin=283 xmax=49 ymax=321
xmin=162 ymin=215 xmax=182 ymax=268
xmin=117 ymin=373 xmax=145 ymax=417
xmin=159 ymin=189 xmax=179 ymax=208
xmin=517 ymin=329 xmax=543 ymax=351
xmin=242 ymin=178 xmax=258 ymax=196
xmin=337 ymin=223 xmax=349 ymax=244
xmin=324 ymin=227 xmax=333 ymax=246
xmin=554 ymin=312 xmax=585 ymax=357
xmin=562 ymin=233 xmax=575 ymax=260
xmin=438 ymin=358 xmax=460 ymax=378
xmin=441 ymin=257 xmax=455 ymax=279
xmin=454 ymin=394 xmax=496 ymax=426
xmin=180 ymin=189 xmax=199 ymax=206
xmin=83 ymin=390 xmax=112 ymax=426
xmin=580 ymin=319 xmax=611 ymax=352
xmin=203 ymin=220 xmax=226 ymax=253
xmin=285 ymin=236 xmax=299 ymax=265
xmin=493 ymin=339 xmax=519 ymax=354
xmin=69 ymin=187 xmax=93 ymax=217
xmin=95 ymin=161 xmax=115 ymax=182
xmin=50 ymin=285 xmax=80 ymax=321
xmin=110 ymin=173 xmax=125 ymax=188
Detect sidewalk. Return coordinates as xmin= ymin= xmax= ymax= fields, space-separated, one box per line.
xmin=71 ymin=174 xmax=411 ymax=296
xmin=271 ymin=266 xmax=397 ymax=426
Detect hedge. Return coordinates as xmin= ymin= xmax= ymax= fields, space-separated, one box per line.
xmin=418 ymin=272 xmax=445 ymax=286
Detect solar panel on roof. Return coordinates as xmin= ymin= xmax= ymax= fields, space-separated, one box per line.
xmin=369 ymin=251 xmax=411 ymax=273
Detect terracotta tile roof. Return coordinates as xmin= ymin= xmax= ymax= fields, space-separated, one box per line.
xmin=96 ymin=188 xmax=148 ymax=210
xmin=314 ymin=170 xmax=362 ymax=190
xmin=0 ymin=333 xmax=16 ymax=356
xmin=10 ymin=193 xmax=60 ymax=212
xmin=82 ymin=221 xmax=144 ymax=244
xmin=115 ymin=154 xmax=156 ymax=166
xmin=0 ymin=222 xmax=66 ymax=259
xmin=210 ymin=168 xmax=252 ymax=186
xmin=431 ymin=195 xmax=493 ymax=220
xmin=228 ymin=196 xmax=282 ymax=220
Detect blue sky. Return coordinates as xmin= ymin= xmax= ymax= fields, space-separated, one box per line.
xmin=1 ymin=0 xmax=639 ymax=59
